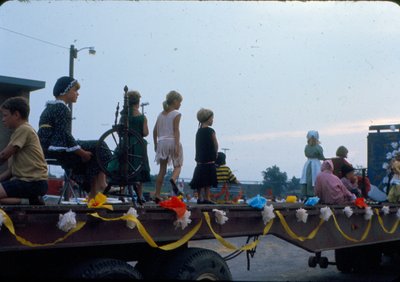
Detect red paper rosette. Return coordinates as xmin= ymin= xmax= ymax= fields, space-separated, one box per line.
xmin=354 ymin=197 xmax=368 ymax=209
xmin=159 ymin=196 xmax=187 ymax=218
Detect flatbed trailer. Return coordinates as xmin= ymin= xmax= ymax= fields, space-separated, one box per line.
xmin=1 ymin=201 xmax=400 ymax=279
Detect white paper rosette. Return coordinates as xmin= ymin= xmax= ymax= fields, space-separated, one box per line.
xmin=212 ymin=209 xmax=229 ymax=225
xmin=382 ymin=162 xmax=389 ymax=170
xmin=343 ymin=206 xmax=353 ymax=218
xmin=381 ymin=206 xmax=390 ymax=216
xmin=124 ymin=207 xmax=138 ymax=229
xmin=386 ymin=152 xmax=393 ymax=160
xmin=296 ymin=208 xmax=308 ymax=223
xmin=174 ymin=210 xmax=192 ymax=230
xmin=261 ymin=204 xmax=276 ymax=225
xmin=364 ymin=207 xmax=373 ymax=221
xmin=57 ymin=210 xmax=77 ymax=232
xmin=396 ymin=208 xmax=400 ymax=220
xmin=320 ymin=206 xmax=333 ymax=222
xmin=392 ymin=142 xmax=399 ymax=149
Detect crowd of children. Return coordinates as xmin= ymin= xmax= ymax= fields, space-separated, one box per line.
xmin=2 ymin=75 xmax=399 ymax=206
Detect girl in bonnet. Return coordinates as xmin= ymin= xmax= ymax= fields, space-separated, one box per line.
xmin=300 ymin=130 xmax=325 ymax=199
xmin=38 ymin=76 xmax=112 ymax=200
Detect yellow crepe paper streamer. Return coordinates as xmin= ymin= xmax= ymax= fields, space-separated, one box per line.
xmin=331 ymin=212 xmax=371 ymax=242
xmin=203 ymin=212 xmax=273 ymax=251
xmin=0 ymin=209 xmax=86 ymax=247
xmin=275 ymin=210 xmax=324 ymax=242
xmin=89 ymin=212 xmax=202 ymax=251
xmin=87 ymin=193 xmax=113 ymax=211
xmin=374 ymin=208 xmax=400 ymax=234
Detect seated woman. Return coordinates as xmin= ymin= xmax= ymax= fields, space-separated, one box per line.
xmin=38 ymin=76 xmax=111 ymax=200
xmin=340 ymin=164 xmax=361 ymax=197
xmin=331 ymin=145 xmax=352 ymax=178
xmin=314 ymin=160 xmax=356 ymax=205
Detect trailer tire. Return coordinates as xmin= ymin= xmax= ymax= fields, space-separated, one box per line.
xmin=161 ymin=247 xmax=232 ymax=280
xmin=308 ymin=256 xmax=317 ymax=268
xmin=68 ymin=258 xmax=143 ymax=279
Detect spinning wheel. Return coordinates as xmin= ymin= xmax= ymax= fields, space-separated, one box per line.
xmin=96 ymin=126 xmax=146 ymax=185
xmin=96 ymin=85 xmax=146 ymax=187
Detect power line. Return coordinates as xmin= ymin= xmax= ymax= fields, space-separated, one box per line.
xmin=0 ymin=26 xmax=68 ymax=50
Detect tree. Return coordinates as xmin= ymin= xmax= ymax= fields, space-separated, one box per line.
xmin=262 ymin=165 xmax=288 ymax=197
xmin=287 ymin=176 xmax=301 ymax=192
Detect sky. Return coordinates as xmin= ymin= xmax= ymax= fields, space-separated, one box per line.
xmin=1 ymin=0 xmax=400 ymax=183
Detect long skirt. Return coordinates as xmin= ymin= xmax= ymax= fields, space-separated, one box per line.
xmin=47 ymin=140 xmax=111 ymax=192
xmin=300 ymin=159 xmax=321 ymax=197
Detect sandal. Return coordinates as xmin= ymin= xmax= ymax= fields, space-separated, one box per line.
xmin=170 ymin=179 xmax=183 ymax=196
xmin=154 ymin=196 xmax=163 ymax=204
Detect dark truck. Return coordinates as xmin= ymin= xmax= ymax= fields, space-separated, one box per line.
xmin=0 ymin=196 xmax=400 ymax=279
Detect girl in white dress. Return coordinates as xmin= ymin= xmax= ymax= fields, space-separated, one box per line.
xmin=153 ymin=91 xmax=183 ymax=203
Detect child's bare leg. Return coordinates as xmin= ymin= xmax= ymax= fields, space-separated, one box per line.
xmin=136 ymin=182 xmax=143 ymax=199
xmin=155 ymin=160 xmax=167 ymax=198
xmin=0 ymin=185 xmax=22 ymax=204
xmin=197 ymin=188 xmax=204 ymax=202
xmin=205 ymin=187 xmax=211 ymax=201
xmin=171 ymin=166 xmax=182 ymax=183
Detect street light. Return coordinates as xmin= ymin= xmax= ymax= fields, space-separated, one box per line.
xmin=221 ymin=148 xmax=230 ymax=154
xmin=140 ymin=102 xmax=149 ymax=114
xmin=68 ymin=44 xmax=96 ymax=112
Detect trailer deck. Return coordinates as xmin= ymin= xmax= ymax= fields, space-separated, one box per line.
xmin=1 ymin=201 xmax=399 ymax=255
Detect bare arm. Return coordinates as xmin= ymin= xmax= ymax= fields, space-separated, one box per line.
xmin=211 ymin=131 xmax=218 ymax=158
xmin=0 ymin=167 xmax=11 ymax=182
xmin=142 ymin=116 xmax=149 ymax=137
xmin=173 ymin=114 xmax=181 ymax=157
xmin=153 ymin=121 xmax=158 ymax=152
xmin=0 ymin=144 xmax=18 ymax=164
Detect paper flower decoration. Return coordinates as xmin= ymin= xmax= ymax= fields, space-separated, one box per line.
xmin=364 ymin=207 xmax=373 ymax=220
xmin=382 ymin=162 xmax=389 ymax=170
xmin=286 ymin=195 xmax=297 ymax=203
xmin=261 ymin=204 xmax=275 ymax=225
xmin=392 ymin=142 xmax=399 ymax=149
xmin=212 ymin=209 xmax=229 ymax=225
xmin=87 ymin=192 xmax=113 ymax=210
xmin=320 ymin=206 xmax=333 ymax=222
xmin=124 ymin=207 xmax=138 ymax=229
xmin=386 ymin=152 xmax=393 ymax=160
xmin=304 ymin=196 xmax=320 ymax=206
xmin=343 ymin=206 xmax=353 ymax=218
xmin=355 ymin=197 xmax=368 ymax=209
xmin=159 ymin=196 xmax=187 ymax=219
xmin=174 ymin=210 xmax=192 ymax=230
xmin=397 ymin=208 xmax=400 ymax=220
xmin=381 ymin=206 xmax=390 ymax=216
xmin=247 ymin=194 xmax=267 ymax=210
xmin=57 ymin=210 xmax=77 ymax=232
xmin=296 ymin=208 xmax=308 ymax=223
xmin=390 ymin=125 xmax=396 ymax=132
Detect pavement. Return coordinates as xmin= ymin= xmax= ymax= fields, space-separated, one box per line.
xmin=189 ymin=236 xmax=400 ymax=281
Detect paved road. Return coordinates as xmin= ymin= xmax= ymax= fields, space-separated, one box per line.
xmin=189 ymin=236 xmax=399 ymax=281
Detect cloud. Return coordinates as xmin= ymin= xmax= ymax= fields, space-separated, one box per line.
xmin=223 ymin=117 xmax=400 ymax=143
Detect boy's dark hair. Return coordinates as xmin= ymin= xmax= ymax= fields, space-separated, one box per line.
xmin=1 ymin=97 xmax=30 ymax=120
xmin=216 ymin=152 xmax=226 ymax=166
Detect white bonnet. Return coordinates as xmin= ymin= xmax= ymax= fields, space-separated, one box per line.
xmin=306 ymin=130 xmax=319 ymax=141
